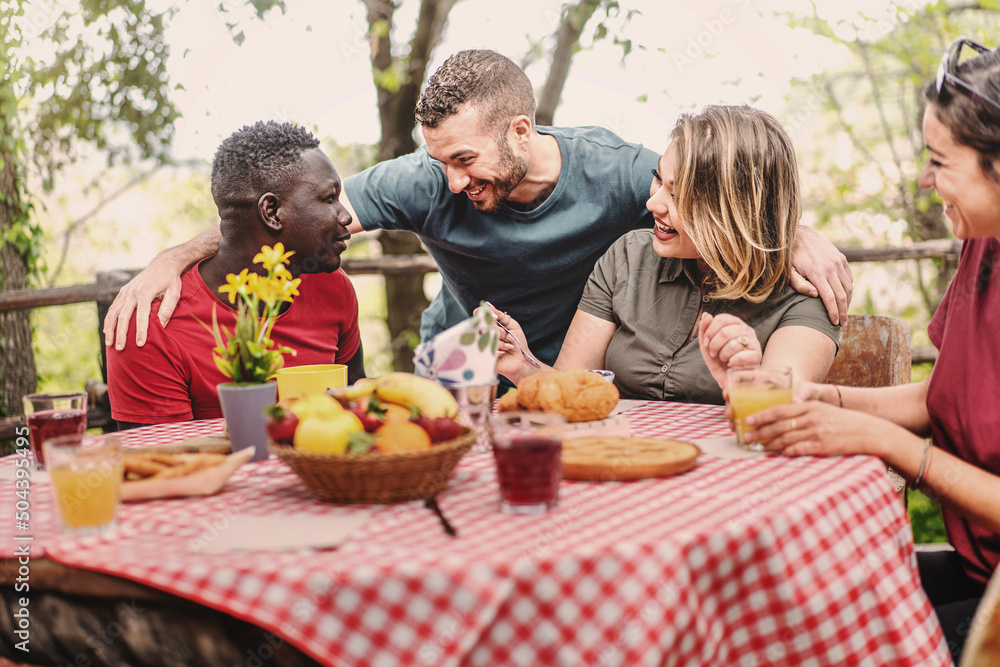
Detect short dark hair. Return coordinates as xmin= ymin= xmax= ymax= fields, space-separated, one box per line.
xmin=414 ymin=50 xmax=536 ymax=135
xmin=211 ymin=121 xmax=321 ymax=210
xmin=923 ymin=44 xmax=1000 ymax=184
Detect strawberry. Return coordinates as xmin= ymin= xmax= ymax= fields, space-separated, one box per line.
xmin=264 ymin=403 xmax=299 ymax=444
xmin=413 ymin=415 xmax=464 ymax=443
xmin=346 ymin=402 xmax=383 ymax=433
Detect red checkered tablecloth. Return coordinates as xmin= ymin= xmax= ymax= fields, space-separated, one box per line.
xmin=1 ymin=404 xmax=950 ymax=666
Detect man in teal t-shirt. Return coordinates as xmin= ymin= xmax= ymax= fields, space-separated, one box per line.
xmin=104 ymin=50 xmax=853 ymax=368
xmin=346 ymin=124 xmax=656 ymax=366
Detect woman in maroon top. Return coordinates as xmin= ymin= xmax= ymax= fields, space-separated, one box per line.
xmin=744 ymin=39 xmax=1000 ymax=662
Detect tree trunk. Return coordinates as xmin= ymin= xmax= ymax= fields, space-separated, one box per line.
xmin=536 ymin=0 xmax=601 ymax=126
xmin=0 ymin=144 xmax=37 ymax=419
xmin=363 ymin=0 xmax=454 ymax=372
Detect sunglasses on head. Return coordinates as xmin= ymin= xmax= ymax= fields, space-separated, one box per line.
xmin=935 ymin=38 xmax=1000 ymax=115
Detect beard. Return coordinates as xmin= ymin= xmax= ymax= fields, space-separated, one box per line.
xmin=469 ymin=136 xmax=528 ymax=214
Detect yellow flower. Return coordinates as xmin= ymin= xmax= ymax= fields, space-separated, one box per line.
xmin=253 ymin=243 xmax=295 ymax=272
xmin=218 ymin=268 xmax=250 ymax=304
xmin=204 ymin=244 xmax=300 ymax=384
xmin=280 ymin=278 xmax=302 ymax=303
xmin=248 ymin=273 xmax=280 ymax=305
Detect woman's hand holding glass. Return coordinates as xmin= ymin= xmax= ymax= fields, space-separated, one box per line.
xmin=743 ymin=399 xmax=911 ymax=459
xmin=698 ymin=313 xmax=762 ymax=391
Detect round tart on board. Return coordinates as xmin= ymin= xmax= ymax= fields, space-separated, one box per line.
xmin=561 ymin=437 xmax=701 ymax=481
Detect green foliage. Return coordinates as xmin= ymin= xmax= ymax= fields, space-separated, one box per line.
xmin=216 ymin=0 xmax=286 ymax=45
xmin=524 ymin=0 xmax=642 ymax=72
xmin=786 ymin=1 xmax=1000 ymax=232
xmin=783 ymin=2 xmax=1000 ymax=320
xmin=0 ymin=2 xmax=42 ymax=287
xmin=372 ymin=60 xmax=410 ymax=94
xmin=908 ymin=489 xmax=948 ymax=543
xmin=23 ymin=4 xmax=183 ymax=183
xmin=911 ymin=362 xmax=934 ymax=383
xmin=1 ymin=0 xmax=289 ymax=416
xmin=33 ymin=303 xmax=100 ymax=394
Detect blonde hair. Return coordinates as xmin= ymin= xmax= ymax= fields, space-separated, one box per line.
xmin=671 ymin=105 xmax=800 ymax=302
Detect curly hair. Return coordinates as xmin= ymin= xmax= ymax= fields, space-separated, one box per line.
xmin=414 ymin=50 xmax=536 ymax=136
xmin=211 ymin=121 xmax=321 ymax=210
xmin=671 ymin=105 xmax=800 ymax=303
xmin=924 ymin=43 xmax=1000 ymax=185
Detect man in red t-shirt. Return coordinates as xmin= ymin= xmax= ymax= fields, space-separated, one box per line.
xmin=107 ymin=121 xmax=363 ymax=427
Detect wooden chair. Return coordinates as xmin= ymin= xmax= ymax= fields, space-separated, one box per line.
xmin=824 ymin=314 xmax=912 ymax=388
xmin=824 ymin=314 xmax=912 ymax=499
xmin=959 ymin=566 xmax=1000 ymax=667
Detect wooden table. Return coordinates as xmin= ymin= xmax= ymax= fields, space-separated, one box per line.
xmin=0 ymin=402 xmax=950 ymax=666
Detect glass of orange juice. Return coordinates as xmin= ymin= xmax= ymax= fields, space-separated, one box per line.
xmin=43 ymin=434 xmax=123 ymax=535
xmin=726 ymin=366 xmax=793 ymax=451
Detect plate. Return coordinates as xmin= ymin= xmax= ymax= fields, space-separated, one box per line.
xmin=121 ymin=446 xmax=253 ymax=501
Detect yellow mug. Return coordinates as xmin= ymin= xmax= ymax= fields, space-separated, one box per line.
xmin=275 ymin=364 xmax=348 ymax=400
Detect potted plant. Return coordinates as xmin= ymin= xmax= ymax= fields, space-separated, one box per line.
xmin=208 ymin=243 xmax=300 ymax=461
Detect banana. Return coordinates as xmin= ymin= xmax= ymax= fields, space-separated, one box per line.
xmin=328 ymin=378 xmax=377 ymax=406
xmin=373 ymin=373 xmax=459 ymax=419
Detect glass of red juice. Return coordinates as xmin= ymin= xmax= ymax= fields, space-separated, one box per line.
xmin=489 ymin=412 xmax=565 ymax=515
xmin=22 ymin=392 xmax=88 ymax=470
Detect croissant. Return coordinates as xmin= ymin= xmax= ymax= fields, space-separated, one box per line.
xmin=497 ymin=369 xmax=619 ymax=422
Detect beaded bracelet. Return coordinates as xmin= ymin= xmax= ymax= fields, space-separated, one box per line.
xmin=914 ymin=441 xmax=933 ymax=489
xmin=832 ymin=383 xmax=844 ymax=408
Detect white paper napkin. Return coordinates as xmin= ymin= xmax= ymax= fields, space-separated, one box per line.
xmin=188 ymin=512 xmax=371 ymax=553
xmin=413 ymin=304 xmax=499 ymax=385
xmin=0 ymin=463 xmax=49 ymax=484
xmin=693 ymin=435 xmax=770 ymax=460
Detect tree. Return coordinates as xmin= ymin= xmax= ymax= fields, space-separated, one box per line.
xmin=785 ymin=1 xmax=1000 ymax=315
xmin=360 ymin=0 xmax=455 ymax=373
xmin=531 ymin=0 xmax=639 ymax=126
xmin=3 ymin=0 xmax=638 ymax=408
xmin=0 ymin=0 xmax=286 ymax=420
xmin=362 ymin=0 xmax=639 ymax=372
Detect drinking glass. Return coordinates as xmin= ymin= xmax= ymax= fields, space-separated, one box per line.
xmin=587 ymin=369 xmax=616 ymax=383
xmin=44 ymin=434 xmax=123 ymax=536
xmin=22 ymin=392 xmax=88 ymax=470
xmin=489 ymin=412 xmax=565 ymax=515
xmin=727 ymin=366 xmax=793 ymax=451
xmin=443 ymin=380 xmax=498 ymax=453
xmin=275 ymin=364 xmax=347 ymax=400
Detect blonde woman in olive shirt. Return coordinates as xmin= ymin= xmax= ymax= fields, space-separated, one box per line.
xmin=492 ymin=105 xmax=840 ymax=403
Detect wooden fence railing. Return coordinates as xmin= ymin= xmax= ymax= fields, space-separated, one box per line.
xmin=0 ymin=255 xmax=441 ymax=313
xmin=0 ymin=240 xmax=962 ymax=317
xmin=0 ymin=240 xmax=960 ymax=438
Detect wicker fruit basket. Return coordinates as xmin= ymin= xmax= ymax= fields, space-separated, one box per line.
xmin=269 ymin=427 xmax=476 ymax=504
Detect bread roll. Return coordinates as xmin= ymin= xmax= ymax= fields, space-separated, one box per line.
xmin=499 ymin=369 xmax=618 ymax=422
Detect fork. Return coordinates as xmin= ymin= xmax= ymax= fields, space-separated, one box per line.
xmin=425 ymin=497 xmax=457 ymax=537
xmin=496 ymin=319 xmax=542 ymax=369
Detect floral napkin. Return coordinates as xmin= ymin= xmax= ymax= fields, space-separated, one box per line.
xmin=413 ymin=303 xmax=499 ymax=385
